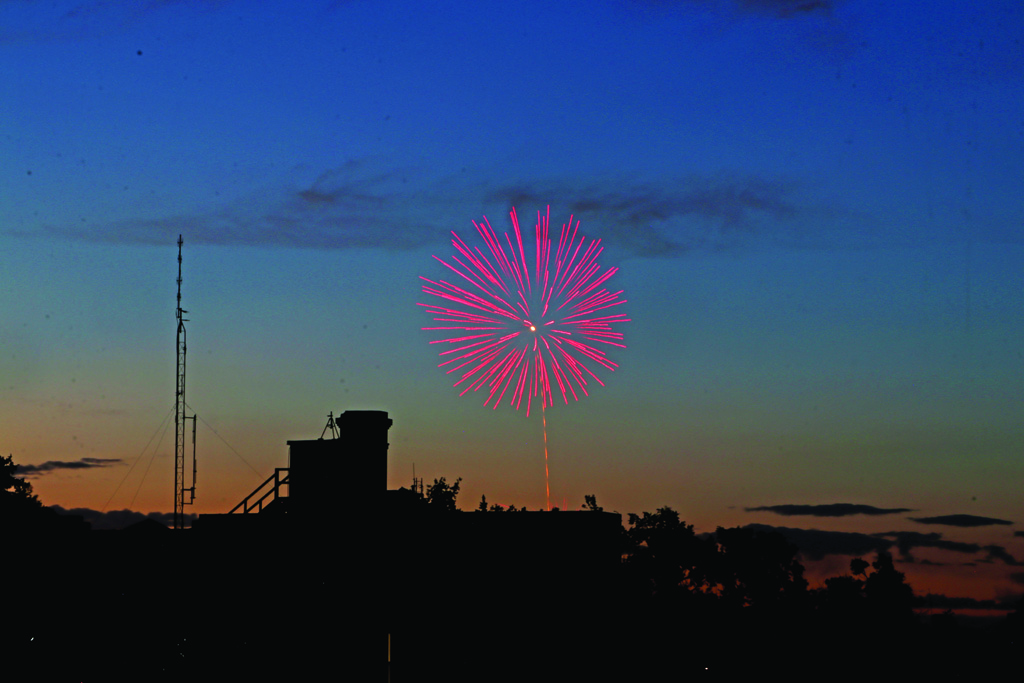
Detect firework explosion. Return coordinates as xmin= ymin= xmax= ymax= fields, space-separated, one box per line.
xmin=420 ymin=206 xmax=628 ymax=416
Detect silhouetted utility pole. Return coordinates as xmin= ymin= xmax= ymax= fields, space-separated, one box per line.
xmin=174 ymin=235 xmax=196 ymax=529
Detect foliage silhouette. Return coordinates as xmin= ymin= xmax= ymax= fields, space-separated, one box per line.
xmin=425 ymin=476 xmax=461 ymax=511
xmin=864 ymin=550 xmax=915 ymax=623
xmin=713 ymin=525 xmax=809 ymax=614
xmin=2 ymin=453 xmax=36 ymax=501
xmin=1 ymin=454 xmax=82 ymax=535
xmin=475 ymin=494 xmax=523 ymax=512
xmin=625 ymin=506 xmax=717 ymax=601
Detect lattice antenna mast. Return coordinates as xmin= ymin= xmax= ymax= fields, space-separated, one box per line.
xmin=174 ymin=235 xmax=197 ymax=529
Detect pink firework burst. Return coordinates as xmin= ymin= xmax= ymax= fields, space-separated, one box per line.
xmin=420 ymin=206 xmax=629 ymax=416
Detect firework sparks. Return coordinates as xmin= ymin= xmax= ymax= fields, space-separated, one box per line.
xmin=420 ymin=206 xmax=629 ymax=416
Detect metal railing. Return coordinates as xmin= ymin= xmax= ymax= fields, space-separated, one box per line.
xmin=229 ymin=468 xmax=290 ymax=514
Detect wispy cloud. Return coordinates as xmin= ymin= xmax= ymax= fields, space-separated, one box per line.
xmin=630 ymin=0 xmax=837 ymax=20
xmin=31 ymin=163 xmax=1017 ymax=255
xmin=26 ymin=166 xmax=831 ymax=257
xmin=873 ymin=531 xmax=981 ymax=562
xmin=492 ymin=176 xmax=798 ymax=227
xmin=30 ymin=160 xmax=453 ymax=251
xmin=915 ymin=593 xmax=1020 ymax=611
xmin=744 ymin=524 xmax=892 ymax=561
xmin=980 ymin=545 xmax=1023 ymax=567
xmin=0 ymin=0 xmax=233 ymax=43
xmin=910 ymin=514 xmax=1014 ymax=527
xmin=745 ymin=523 xmax=1022 ymax=567
xmin=485 ymin=175 xmax=840 ymax=257
xmin=746 ymin=503 xmax=913 ymax=517
xmin=22 ymin=163 xmax=1013 ymax=256
xmin=17 ymin=457 xmax=123 ymax=477
xmin=734 ymin=0 xmax=835 ymax=18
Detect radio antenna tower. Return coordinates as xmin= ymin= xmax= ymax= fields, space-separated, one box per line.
xmin=174 ymin=235 xmax=197 ymax=529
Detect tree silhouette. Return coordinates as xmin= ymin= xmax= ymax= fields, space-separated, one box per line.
xmin=864 ymin=550 xmax=914 ymax=624
xmin=713 ymin=525 xmax=809 ymax=615
xmin=817 ymin=558 xmax=870 ymax=627
xmin=2 ymin=453 xmax=38 ymax=502
xmin=625 ymin=507 xmax=717 ymax=600
xmin=425 ymin=477 xmax=461 ymax=512
xmin=1 ymin=453 xmax=50 ymax=533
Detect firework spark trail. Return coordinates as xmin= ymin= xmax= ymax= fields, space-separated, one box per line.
xmin=420 ymin=207 xmax=629 ymax=416
xmin=543 ymin=401 xmax=550 ymax=511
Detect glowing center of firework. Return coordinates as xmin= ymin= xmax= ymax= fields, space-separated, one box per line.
xmin=419 ymin=206 xmax=629 ymax=415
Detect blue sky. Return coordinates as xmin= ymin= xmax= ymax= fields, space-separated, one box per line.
xmin=3 ymin=0 xmax=1024 ymax=608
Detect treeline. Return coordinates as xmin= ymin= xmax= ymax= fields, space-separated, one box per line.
xmin=614 ymin=505 xmax=1024 ymax=675
xmin=621 ymin=506 xmax=914 ymax=622
xmin=430 ymin=482 xmax=1024 ymax=676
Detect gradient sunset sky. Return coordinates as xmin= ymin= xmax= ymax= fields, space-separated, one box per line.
xmin=3 ymin=1 xmax=1023 ymax=610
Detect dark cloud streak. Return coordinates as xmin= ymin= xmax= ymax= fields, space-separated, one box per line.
xmin=735 ymin=0 xmax=834 ymax=18
xmin=486 ymin=175 xmax=817 ymax=258
xmin=874 ymin=531 xmax=981 ymax=562
xmin=745 ymin=524 xmax=1022 ymax=567
xmin=981 ymin=545 xmax=1023 ymax=567
xmin=630 ymin=0 xmax=836 ymax=20
xmin=17 ymin=457 xmax=123 ymax=477
xmin=746 ymin=503 xmax=913 ymax=517
xmin=915 ymin=593 xmax=1019 ymax=611
xmin=744 ymin=523 xmax=892 ymax=561
xmin=29 ymin=161 xmax=445 ymax=251
xmin=0 ymin=0 xmax=233 ymax=43
xmin=909 ymin=514 xmax=1013 ymax=527
xmin=25 ymin=168 xmax=824 ymax=257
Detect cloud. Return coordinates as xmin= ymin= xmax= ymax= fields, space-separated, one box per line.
xmin=30 ymin=160 xmax=453 ymax=251
xmin=980 ymin=545 xmax=1023 ymax=567
xmin=915 ymin=593 xmax=1019 ymax=611
xmin=500 ymin=176 xmax=798 ymax=227
xmin=0 ymin=0 xmax=233 ymax=43
xmin=746 ymin=503 xmax=913 ymax=517
xmin=745 ymin=524 xmax=1024 ymax=567
xmin=909 ymin=514 xmax=1014 ymax=527
xmin=873 ymin=531 xmax=981 ymax=562
xmin=37 ymin=163 xmax=1017 ymax=257
xmin=485 ymin=175 xmax=833 ymax=258
xmin=16 ymin=457 xmax=123 ymax=477
xmin=746 ymin=524 xmax=1020 ymax=568
xmin=734 ymin=0 xmax=834 ymax=18
xmin=630 ymin=0 xmax=835 ymax=20
xmin=19 ymin=161 xmax=1014 ymax=258
xmin=743 ymin=523 xmax=892 ymax=561
xmin=25 ymin=164 xmax=832 ymax=258
xmin=50 ymin=505 xmax=196 ymax=530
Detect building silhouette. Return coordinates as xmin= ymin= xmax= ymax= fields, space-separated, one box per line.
xmin=191 ymin=409 xmax=624 ymax=680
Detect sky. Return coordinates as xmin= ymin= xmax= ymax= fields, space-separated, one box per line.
xmin=2 ymin=0 xmax=1023 ymax=613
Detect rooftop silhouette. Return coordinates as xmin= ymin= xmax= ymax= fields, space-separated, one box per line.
xmin=4 ymin=413 xmax=1023 ymax=680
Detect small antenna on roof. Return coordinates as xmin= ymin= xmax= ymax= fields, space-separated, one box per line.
xmin=320 ymin=411 xmax=340 ymax=440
